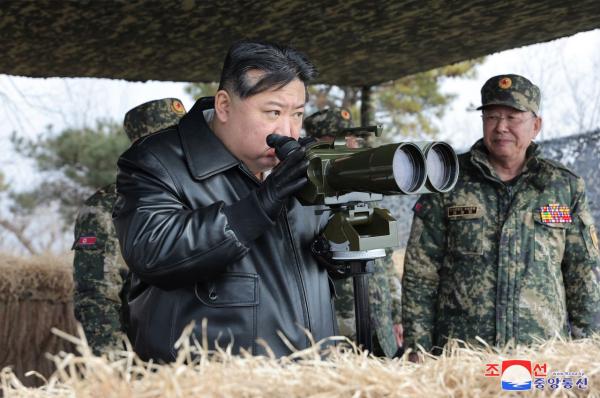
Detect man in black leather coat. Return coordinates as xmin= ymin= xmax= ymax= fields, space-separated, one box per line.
xmin=112 ymin=40 xmax=337 ymax=361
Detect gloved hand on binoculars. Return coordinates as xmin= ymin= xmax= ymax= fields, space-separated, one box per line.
xmin=224 ymin=134 xmax=310 ymax=244
xmin=256 ymin=146 xmax=309 ymax=220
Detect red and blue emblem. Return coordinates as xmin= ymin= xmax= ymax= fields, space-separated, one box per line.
xmin=501 ymin=360 xmax=532 ymax=391
xmin=75 ymin=234 xmax=97 ymax=249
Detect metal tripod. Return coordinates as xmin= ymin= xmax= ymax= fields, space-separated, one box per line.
xmin=347 ymin=259 xmax=375 ymax=351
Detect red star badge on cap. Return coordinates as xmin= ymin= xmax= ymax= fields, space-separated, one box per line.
xmin=171 ymin=100 xmax=185 ymax=115
xmin=498 ymin=77 xmax=512 ymax=89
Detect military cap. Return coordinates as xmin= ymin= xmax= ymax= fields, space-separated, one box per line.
xmin=123 ymin=98 xmax=186 ymax=142
xmin=476 ymin=74 xmax=540 ymax=114
xmin=304 ymin=107 xmax=353 ymax=138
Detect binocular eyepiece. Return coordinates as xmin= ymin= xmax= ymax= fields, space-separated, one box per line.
xmin=266 ymin=134 xmax=301 ymax=160
xmin=267 ymin=134 xmax=317 ymax=161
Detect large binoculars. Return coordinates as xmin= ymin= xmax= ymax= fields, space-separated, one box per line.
xmin=268 ymin=126 xmax=459 ymax=206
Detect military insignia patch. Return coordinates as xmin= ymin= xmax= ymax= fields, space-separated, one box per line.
xmin=591 ymin=225 xmax=599 ymax=251
xmin=539 ymin=204 xmax=572 ymax=223
xmin=171 ymin=100 xmax=186 ymax=115
xmin=498 ymin=77 xmax=512 ymax=89
xmin=414 ymin=202 xmax=423 ymax=213
xmin=447 ymin=206 xmax=479 ymax=219
xmin=76 ymin=234 xmax=97 ymax=249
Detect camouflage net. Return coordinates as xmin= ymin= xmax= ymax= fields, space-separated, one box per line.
xmin=2 ymin=1 xmax=600 ymax=85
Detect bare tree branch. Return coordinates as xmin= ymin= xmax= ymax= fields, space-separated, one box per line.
xmin=0 ymin=218 xmax=38 ymax=255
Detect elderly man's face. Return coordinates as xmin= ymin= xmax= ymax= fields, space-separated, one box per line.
xmin=482 ymin=105 xmax=542 ymax=165
xmin=215 ymin=74 xmax=306 ymax=174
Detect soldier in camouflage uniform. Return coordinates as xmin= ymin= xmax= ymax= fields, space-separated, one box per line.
xmin=304 ymin=107 xmax=403 ymax=357
xmin=72 ymin=98 xmax=186 ymax=355
xmin=402 ymin=74 xmax=600 ymax=359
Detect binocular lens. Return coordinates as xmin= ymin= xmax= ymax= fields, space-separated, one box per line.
xmin=392 ymin=145 xmax=425 ymax=193
xmin=426 ymin=143 xmax=458 ymax=192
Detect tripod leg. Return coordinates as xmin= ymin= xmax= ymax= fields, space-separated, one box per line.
xmin=353 ymin=271 xmax=372 ymax=352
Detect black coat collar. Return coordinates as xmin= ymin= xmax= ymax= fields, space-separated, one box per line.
xmin=179 ymin=97 xmax=240 ymax=181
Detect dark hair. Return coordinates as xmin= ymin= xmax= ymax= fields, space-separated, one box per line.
xmin=218 ymin=40 xmax=317 ymax=99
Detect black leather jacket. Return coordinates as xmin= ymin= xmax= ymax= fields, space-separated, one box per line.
xmin=113 ymin=97 xmax=336 ymax=361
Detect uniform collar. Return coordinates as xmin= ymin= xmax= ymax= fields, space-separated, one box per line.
xmin=469 ymin=139 xmax=545 ymax=189
xmin=178 ymin=97 xmax=240 ymax=181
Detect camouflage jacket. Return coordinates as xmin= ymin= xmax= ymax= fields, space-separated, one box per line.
xmin=334 ymin=249 xmax=402 ymax=357
xmin=72 ymin=183 xmax=129 ymax=354
xmin=402 ymin=139 xmax=600 ymax=352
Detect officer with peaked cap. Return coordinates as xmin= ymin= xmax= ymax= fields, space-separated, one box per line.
xmin=403 ymin=74 xmax=600 ymax=361
xmin=72 ymin=98 xmax=186 ymax=355
xmin=304 ymin=107 xmax=367 ymax=149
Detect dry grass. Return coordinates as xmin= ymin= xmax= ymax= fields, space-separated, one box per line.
xmin=0 ymin=252 xmax=78 ymax=387
xmin=1 ymin=251 xmax=598 ymax=396
xmin=0 ymin=252 xmax=73 ymax=302
xmin=2 ymin=324 xmax=599 ymax=398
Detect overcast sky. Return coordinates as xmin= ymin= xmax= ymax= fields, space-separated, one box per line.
xmin=1 ymin=28 xmax=599 ymax=191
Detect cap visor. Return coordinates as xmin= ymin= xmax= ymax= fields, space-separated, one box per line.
xmin=476 ymin=100 xmax=530 ymax=112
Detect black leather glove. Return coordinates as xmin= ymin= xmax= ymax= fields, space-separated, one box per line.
xmin=256 ymin=145 xmax=309 ymax=220
xmin=223 ymin=135 xmax=309 ymax=244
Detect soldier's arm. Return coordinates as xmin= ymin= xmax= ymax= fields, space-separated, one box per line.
xmin=562 ymin=177 xmax=600 ymax=338
xmin=402 ymin=194 xmax=445 ymax=353
xmin=73 ymin=196 xmax=126 ymax=354
xmin=113 ymin=145 xmax=262 ymax=289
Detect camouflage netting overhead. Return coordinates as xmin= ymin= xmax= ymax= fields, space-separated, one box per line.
xmin=1 ymin=0 xmax=600 ymax=85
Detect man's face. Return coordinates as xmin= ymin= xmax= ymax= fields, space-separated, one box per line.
xmin=481 ymin=105 xmax=542 ymax=164
xmin=216 ymin=75 xmax=306 ymax=174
